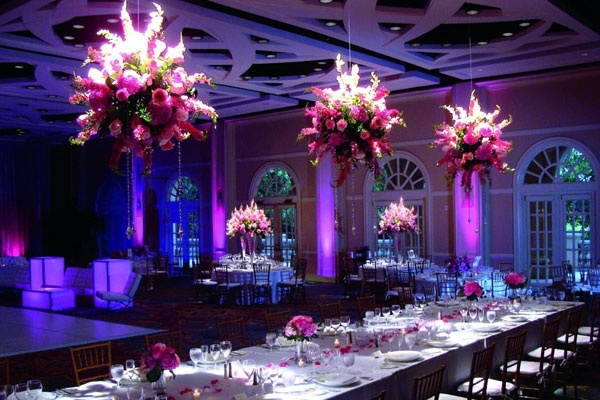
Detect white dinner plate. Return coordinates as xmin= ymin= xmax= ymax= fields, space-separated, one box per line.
xmin=427 ymin=340 xmax=459 ymax=348
xmin=315 ymin=373 xmax=359 ymax=387
xmin=385 ymin=350 xmax=422 ymax=362
xmin=530 ymin=305 xmax=557 ymax=312
xmin=501 ymin=315 xmax=528 ymax=323
xmin=471 ymin=323 xmax=502 ymax=333
xmin=422 ymin=348 xmax=443 ymax=355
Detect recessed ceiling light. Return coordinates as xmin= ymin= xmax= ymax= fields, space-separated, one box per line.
xmin=324 ymin=20 xmax=337 ymax=27
xmin=410 ymin=43 xmax=421 ymax=47
xmin=270 ymin=76 xmax=279 ymax=80
xmin=106 ymin=18 xmax=118 ymax=24
xmin=317 ymin=61 xmax=327 ymax=65
xmin=389 ymin=25 xmax=402 ymax=31
xmin=14 ymin=64 xmax=24 ymax=69
xmin=48 ymin=120 xmax=54 ymax=124
xmin=319 ymin=0 xmax=333 ymax=3
xmin=502 ymin=32 xmax=513 ymax=37
xmin=47 ymin=95 xmax=57 ymax=98
xmin=25 ymin=85 xmax=37 ymax=89
xmin=64 ymin=35 xmax=75 ymax=40
xmin=581 ymin=52 xmax=589 ymax=57
xmin=466 ymin=9 xmax=479 ymax=15
xmin=72 ymin=24 xmax=85 ymax=29
xmin=477 ymin=41 xmax=488 ymax=46
xmin=519 ymin=22 xmax=531 ymax=27
xmin=257 ymin=38 xmax=269 ymax=44
xmin=265 ymin=53 xmax=277 ymax=59
xmin=298 ymin=74 xmax=307 ymax=78
xmin=74 ymin=44 xmax=85 ymax=48
xmin=442 ymin=43 xmax=452 ymax=47
xmin=243 ymin=75 xmax=252 ymax=80
xmin=191 ymin=35 xmax=203 ymax=40
xmin=313 ymin=67 xmax=323 ymax=72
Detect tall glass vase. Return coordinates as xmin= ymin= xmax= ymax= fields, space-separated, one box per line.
xmin=240 ymin=235 xmax=247 ymax=258
xmin=151 ymin=371 xmax=169 ymax=400
xmin=294 ymin=340 xmax=307 ymax=366
xmin=392 ymin=232 xmax=399 ymax=264
xmin=245 ymin=233 xmax=257 ymax=265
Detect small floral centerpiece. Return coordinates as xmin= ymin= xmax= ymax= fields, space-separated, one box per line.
xmin=226 ymin=200 xmax=273 ymax=238
xmin=458 ymin=281 xmax=485 ymax=301
xmin=504 ymin=272 xmax=526 ymax=290
xmin=445 ymin=255 xmax=475 ymax=275
xmin=378 ymin=197 xmax=419 ymax=235
xmin=140 ymin=342 xmax=181 ymax=383
xmin=298 ymin=54 xmax=405 ymax=187
xmin=429 ymin=91 xmax=513 ymax=192
xmin=284 ymin=315 xmax=317 ymax=366
xmin=69 ymin=2 xmax=218 ymax=174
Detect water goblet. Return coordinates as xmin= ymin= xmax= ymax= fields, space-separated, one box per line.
xmin=125 ymin=359 xmax=137 ymax=380
xmin=26 ymin=380 xmax=42 ymax=400
xmin=477 ymin=307 xmax=485 ymax=323
xmin=220 ymin=341 xmax=232 ymax=359
xmin=486 ymin=310 xmax=496 ymax=324
xmin=404 ymin=332 xmax=417 ymax=351
xmin=210 ymin=343 xmax=221 ymax=362
xmin=282 ymin=370 xmax=296 ymax=387
xmin=468 ymin=305 xmax=478 ymax=322
xmin=374 ymin=308 xmax=382 ymax=319
xmin=13 ymin=383 xmax=28 ymax=400
xmin=324 ymin=319 xmax=332 ymax=335
xmin=110 ymin=364 xmax=124 ymax=387
xmin=382 ymin=307 xmax=391 ymax=319
xmin=321 ymin=348 xmax=333 ymax=368
xmin=558 ymin=291 xmax=566 ymax=301
xmin=391 ymin=304 xmax=401 ymax=317
xmin=265 ymin=332 xmax=276 ymax=351
xmin=340 ymin=315 xmax=351 ymax=332
xmin=512 ymin=300 xmax=522 ymax=314
xmin=342 ymin=353 xmax=355 ymax=371
xmin=405 ymin=304 xmax=414 ymax=318
xmin=364 ymin=311 xmax=374 ymax=326
xmin=330 ymin=318 xmax=341 ymax=334
xmin=189 ymin=348 xmax=202 ymax=367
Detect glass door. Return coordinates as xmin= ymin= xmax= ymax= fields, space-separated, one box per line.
xmin=262 ymin=204 xmax=297 ymax=266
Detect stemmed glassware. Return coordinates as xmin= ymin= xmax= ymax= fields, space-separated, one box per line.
xmin=200 ymin=344 xmax=209 ymax=364
xmin=512 ymin=299 xmax=522 ymax=314
xmin=460 ymin=305 xmax=469 ymax=323
xmin=125 ymin=359 xmax=137 ymax=380
xmin=391 ymin=304 xmax=401 ymax=317
xmin=342 ymin=353 xmax=355 ymax=372
xmin=13 ymin=383 xmax=28 ymax=400
xmin=26 ymin=380 xmax=43 ymax=400
xmin=558 ymin=291 xmax=566 ymax=301
xmin=110 ymin=364 xmax=124 ymax=387
xmin=210 ymin=343 xmax=221 ymax=362
xmin=477 ymin=307 xmax=485 ymax=323
xmin=486 ymin=310 xmax=496 ymax=324
xmin=242 ymin=359 xmax=256 ymax=382
xmin=404 ymin=332 xmax=417 ymax=351
xmin=220 ymin=341 xmax=232 ymax=359
xmin=381 ymin=307 xmax=391 ymax=319
xmin=340 ymin=316 xmax=351 ymax=332
xmin=468 ymin=304 xmax=478 ymax=322
xmin=189 ymin=347 xmax=203 ymax=367
xmin=265 ymin=332 xmax=276 ymax=351
xmin=330 ymin=318 xmax=341 ymax=335
xmin=321 ymin=348 xmax=333 ymax=368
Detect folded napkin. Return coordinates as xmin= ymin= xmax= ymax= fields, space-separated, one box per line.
xmin=317 ymin=373 xmax=355 ymax=386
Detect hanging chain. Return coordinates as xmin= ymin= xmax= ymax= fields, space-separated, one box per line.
xmin=177 ymin=141 xmax=184 ymax=239
xmin=126 ymin=150 xmax=136 ymax=239
xmin=351 ymin=173 xmax=356 ymax=236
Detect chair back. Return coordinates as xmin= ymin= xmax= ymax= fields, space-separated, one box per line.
xmin=264 ymin=310 xmax=292 ymax=333
xmin=501 ymin=330 xmax=527 ymax=395
xmin=399 ymin=269 xmax=415 ymax=288
xmin=124 ymin=273 xmax=142 ymax=297
xmin=368 ymin=390 xmax=386 ymax=400
xmin=464 ymin=343 xmax=496 ymax=400
xmin=217 ymin=318 xmax=247 ymax=349
xmin=561 ymin=306 xmax=583 ymax=359
xmin=0 ymin=358 xmax=9 ymax=386
xmin=145 ymin=331 xmax=183 ymax=357
xmin=319 ymin=302 xmax=342 ymax=322
xmin=537 ymin=316 xmax=561 ymax=372
xmin=497 ymin=262 xmax=514 ymax=273
xmin=490 ymin=270 xmax=508 ymax=298
xmin=398 ymin=287 xmax=415 ymax=308
xmin=215 ymin=263 xmax=230 ymax=285
xmin=436 ymin=272 xmax=458 ymax=300
xmin=411 ymin=365 xmax=446 ymax=400
xmin=356 ymin=295 xmax=376 ymax=319
xmin=69 ymin=341 xmax=112 ymax=385
xmin=294 ymin=258 xmax=307 ymax=284
xmin=253 ymin=263 xmax=271 ymax=286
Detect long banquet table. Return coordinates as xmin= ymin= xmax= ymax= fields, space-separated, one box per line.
xmin=49 ymin=299 xmax=580 ymax=400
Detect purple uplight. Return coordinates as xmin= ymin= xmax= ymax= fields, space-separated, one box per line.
xmin=316 ymin=155 xmax=335 ymax=277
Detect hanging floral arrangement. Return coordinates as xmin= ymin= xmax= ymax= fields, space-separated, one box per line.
xmin=378 ymin=197 xmax=419 ymax=235
xmin=429 ymin=91 xmax=512 ymax=192
xmin=298 ymin=54 xmax=405 ymax=187
xmin=69 ymin=2 xmax=218 ymax=174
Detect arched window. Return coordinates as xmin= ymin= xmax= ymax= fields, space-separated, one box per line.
xmin=515 ymin=139 xmax=597 ymax=275
xmin=252 ymin=164 xmax=299 ymax=266
xmin=167 ymin=176 xmax=200 ymax=269
xmin=365 ymin=153 xmax=430 ymax=260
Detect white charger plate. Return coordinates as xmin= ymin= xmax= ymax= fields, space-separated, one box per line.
xmin=385 ymin=350 xmax=422 ymax=362
xmin=315 ymin=373 xmax=359 ymax=387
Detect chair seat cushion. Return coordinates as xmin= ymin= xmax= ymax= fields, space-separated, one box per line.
xmin=516 ymin=360 xmax=551 ymax=375
xmin=194 ymin=279 xmax=218 ymax=286
xmin=557 ymin=333 xmax=593 ymax=346
xmin=95 ymin=290 xmax=129 ymax=302
xmin=486 ymin=378 xmax=517 ymax=396
xmin=457 ymin=377 xmax=485 ymax=394
xmin=578 ymin=326 xmax=598 ymax=336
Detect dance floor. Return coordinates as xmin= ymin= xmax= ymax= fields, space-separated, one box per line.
xmin=0 ymin=306 xmax=163 ymax=358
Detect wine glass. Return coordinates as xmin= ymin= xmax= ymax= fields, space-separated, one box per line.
xmin=460 ymin=305 xmax=469 ymax=323
xmin=374 ymin=308 xmax=382 ymax=319
xmin=404 ymin=332 xmax=417 ymax=351
xmin=210 ymin=343 xmax=221 ymax=362
xmin=26 ymin=380 xmax=42 ymax=400
xmin=340 ymin=315 xmax=351 ymax=332
xmin=242 ymin=359 xmax=256 ymax=381
xmin=125 ymin=359 xmax=137 ymax=380
xmin=364 ymin=311 xmax=374 ymax=326
xmin=381 ymin=307 xmax=391 ymax=319
xmin=220 ymin=341 xmax=232 ymax=359
xmin=512 ymin=300 xmax=522 ymax=314
xmin=13 ymin=383 xmax=28 ymax=400
xmin=342 ymin=353 xmax=355 ymax=371
xmin=477 ymin=307 xmax=485 ymax=323
xmin=391 ymin=304 xmax=401 ymax=317
xmin=200 ymin=344 xmax=209 ymax=364
xmin=265 ymin=332 xmax=276 ymax=351
xmin=468 ymin=305 xmax=478 ymax=322
xmin=110 ymin=364 xmax=124 ymax=387
xmin=321 ymin=348 xmax=333 ymax=368
xmin=189 ymin=347 xmax=203 ymax=367
xmin=486 ymin=310 xmax=496 ymax=324
xmin=558 ymin=291 xmax=566 ymax=301
xmin=1 ymin=384 xmax=14 ymax=400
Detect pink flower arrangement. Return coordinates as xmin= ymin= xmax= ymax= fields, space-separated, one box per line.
xmin=504 ymin=272 xmax=526 ymax=289
xmin=378 ymin=197 xmax=419 ymax=235
xmin=284 ymin=315 xmax=317 ymax=341
xmin=429 ymin=91 xmax=513 ymax=192
xmin=459 ymin=281 xmax=485 ymax=301
xmin=140 ymin=342 xmax=181 ymax=382
xmin=226 ymin=200 xmax=273 ymax=238
xmin=298 ymin=54 xmax=405 ymax=187
xmin=69 ymin=3 xmax=217 ymax=174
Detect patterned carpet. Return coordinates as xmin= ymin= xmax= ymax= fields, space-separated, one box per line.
xmin=2 ymin=276 xmax=599 ymax=399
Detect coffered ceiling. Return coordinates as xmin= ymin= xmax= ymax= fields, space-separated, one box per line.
xmin=1 ymin=0 xmax=599 ymax=143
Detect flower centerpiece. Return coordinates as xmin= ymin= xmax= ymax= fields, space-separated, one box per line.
xmin=446 ymin=255 xmax=475 ymax=275
xmin=458 ymin=281 xmax=485 ymax=301
xmin=298 ymin=54 xmax=405 ymax=187
xmin=284 ymin=315 xmax=317 ymax=366
xmin=429 ymin=91 xmax=513 ymax=192
xmin=69 ymin=2 xmax=218 ymax=174
xmin=226 ymin=200 xmax=273 ymax=257
xmin=140 ymin=342 xmax=180 ymax=397
xmin=504 ymin=272 xmax=526 ymax=290
xmin=378 ymin=197 xmax=419 ymax=235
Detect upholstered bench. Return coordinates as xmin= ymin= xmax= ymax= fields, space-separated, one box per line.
xmin=22 ymin=287 xmax=76 ymax=310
